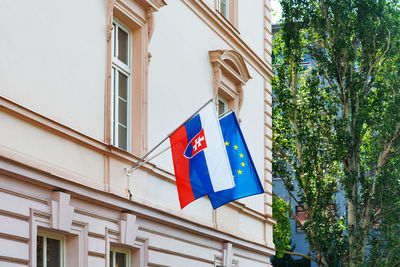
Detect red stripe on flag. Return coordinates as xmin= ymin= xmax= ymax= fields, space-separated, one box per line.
xmin=170 ymin=125 xmax=195 ymax=208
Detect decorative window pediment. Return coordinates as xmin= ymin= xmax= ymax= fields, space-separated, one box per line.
xmin=209 ymin=50 xmax=251 ymax=118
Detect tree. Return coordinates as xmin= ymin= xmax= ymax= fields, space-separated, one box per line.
xmin=366 ymin=156 xmax=400 ymax=266
xmin=272 ymin=242 xmax=312 ymax=267
xmin=272 ymin=0 xmax=400 ymax=266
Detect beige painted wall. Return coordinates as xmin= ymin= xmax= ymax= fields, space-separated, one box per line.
xmin=0 ymin=0 xmax=106 ymax=141
xmin=0 ymin=0 xmax=273 ymax=258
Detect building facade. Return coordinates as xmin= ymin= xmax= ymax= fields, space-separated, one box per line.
xmin=0 ymin=0 xmax=274 ymax=266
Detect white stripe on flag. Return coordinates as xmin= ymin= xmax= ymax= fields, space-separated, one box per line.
xmin=200 ymin=102 xmax=235 ymax=192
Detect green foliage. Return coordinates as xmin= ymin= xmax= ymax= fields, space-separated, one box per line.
xmin=272 ymin=0 xmax=400 ymax=265
xmin=272 ymin=195 xmax=291 ymax=258
xmin=366 ymin=157 xmax=400 ymax=266
xmin=273 ymin=27 xmax=346 ymax=265
xmin=272 ymin=243 xmax=311 ymax=267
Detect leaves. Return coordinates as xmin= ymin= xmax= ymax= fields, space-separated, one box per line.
xmin=272 ymin=0 xmax=400 ymax=265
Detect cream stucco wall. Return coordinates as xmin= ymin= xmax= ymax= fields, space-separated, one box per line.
xmin=0 ymin=0 xmax=106 ymax=141
xmin=238 ymin=0 xmax=265 ymax=58
xmin=0 ymin=0 xmax=274 ymax=265
xmin=147 ymin=0 xmax=266 ymax=215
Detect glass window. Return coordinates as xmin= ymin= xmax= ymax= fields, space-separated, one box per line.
xmin=37 ymin=232 xmax=64 ymax=267
xmin=218 ymin=95 xmax=228 ymax=116
xmin=112 ymin=20 xmax=132 ymax=151
xmin=217 ymin=0 xmax=229 ymax=19
xmin=296 ymin=206 xmax=306 ymax=232
xmin=110 ymin=247 xmax=131 ymax=267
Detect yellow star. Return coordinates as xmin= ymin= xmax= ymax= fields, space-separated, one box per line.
xmin=234 ymin=145 xmax=238 ymax=150
xmin=239 ymin=153 xmax=244 ymax=158
xmin=241 ymin=162 xmax=246 ymax=167
xmin=225 ymin=141 xmax=229 ymax=146
xmin=237 ymin=169 xmax=243 ymax=174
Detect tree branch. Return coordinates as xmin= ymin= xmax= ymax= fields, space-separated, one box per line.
xmin=360 ymin=30 xmax=391 ymax=98
xmin=282 ymin=251 xmax=318 ymax=263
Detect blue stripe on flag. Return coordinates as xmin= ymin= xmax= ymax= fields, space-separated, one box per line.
xmin=184 ymin=114 xmax=213 ymax=199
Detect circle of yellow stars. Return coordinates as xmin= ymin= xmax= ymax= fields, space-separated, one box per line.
xmin=224 ymin=141 xmax=245 ymax=179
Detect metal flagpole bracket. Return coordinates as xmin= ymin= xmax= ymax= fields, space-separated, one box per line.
xmin=125 ymin=99 xmax=213 ymax=175
xmin=125 ymin=167 xmax=133 ymax=200
xmin=123 ymin=99 xmax=214 ymax=199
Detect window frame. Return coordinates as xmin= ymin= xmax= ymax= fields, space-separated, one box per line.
xmin=111 ymin=19 xmax=132 ymax=152
xmin=218 ymin=95 xmax=229 ymax=115
xmin=209 ymin=50 xmax=251 ymax=120
xmin=110 ymin=246 xmax=132 ymax=267
xmin=217 ymin=0 xmax=229 ymax=19
xmin=295 ymin=206 xmax=306 ymax=233
xmin=37 ymin=231 xmax=66 ymax=267
xmin=214 ymin=0 xmax=238 ymax=27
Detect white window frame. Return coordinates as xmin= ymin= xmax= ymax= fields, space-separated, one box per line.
xmin=217 ymin=0 xmax=229 ymax=19
xmin=37 ymin=231 xmax=66 ymax=267
xmin=110 ymin=246 xmax=131 ymax=267
xmin=111 ymin=19 xmax=132 ymax=151
xmin=218 ymin=95 xmax=229 ymax=116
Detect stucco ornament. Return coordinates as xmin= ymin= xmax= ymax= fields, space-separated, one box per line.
xmin=119 ymin=212 xmax=139 ymax=246
xmin=50 ymin=191 xmax=75 ymax=232
xmin=106 ymin=0 xmax=117 ymax=41
xmin=209 ymin=50 xmax=251 ymax=118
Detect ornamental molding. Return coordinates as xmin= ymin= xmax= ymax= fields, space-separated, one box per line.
xmin=50 ymin=191 xmax=74 ymax=232
xmin=209 ymin=50 xmax=251 ymax=116
xmin=106 ymin=0 xmax=166 ymax=41
xmin=119 ymin=212 xmax=139 ymax=246
xmin=209 ymin=50 xmax=251 ymax=85
xmin=182 ymin=0 xmax=274 ymax=79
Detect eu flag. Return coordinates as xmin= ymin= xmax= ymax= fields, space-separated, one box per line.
xmin=208 ymin=112 xmax=264 ymax=209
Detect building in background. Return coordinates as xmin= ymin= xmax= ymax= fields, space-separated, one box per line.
xmin=0 ymin=0 xmax=275 ymax=266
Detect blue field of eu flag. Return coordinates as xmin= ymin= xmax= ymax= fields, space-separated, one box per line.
xmin=208 ymin=112 xmax=264 ymax=209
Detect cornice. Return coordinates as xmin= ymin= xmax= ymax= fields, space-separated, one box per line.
xmin=0 ymin=157 xmax=276 ymax=255
xmin=181 ymin=0 xmax=274 ymax=79
xmin=209 ymin=50 xmax=251 ymax=85
xmin=146 ymin=0 xmax=167 ymax=10
xmin=0 ymin=95 xmax=269 ymax=223
xmin=136 ymin=0 xmax=167 ymax=10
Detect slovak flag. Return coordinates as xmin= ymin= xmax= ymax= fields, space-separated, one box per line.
xmin=170 ymin=101 xmax=235 ymax=209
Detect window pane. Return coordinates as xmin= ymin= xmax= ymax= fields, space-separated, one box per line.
xmin=118 ymin=28 xmax=128 ymax=64
xmin=112 ymin=23 xmax=116 ymax=57
xmin=110 ymin=251 xmax=114 ymax=267
xmin=218 ymin=100 xmax=226 ymax=115
xmin=118 ymin=125 xmax=127 ymax=150
xmin=118 ymin=98 xmax=127 ymax=126
xmin=46 ymin=238 xmax=60 ymax=267
xmin=219 ymin=0 xmax=228 ymax=18
xmin=118 ymin=72 xmax=128 ymax=100
xmin=37 ymin=236 xmax=43 ymax=267
xmin=116 ymin=252 xmax=126 ymax=267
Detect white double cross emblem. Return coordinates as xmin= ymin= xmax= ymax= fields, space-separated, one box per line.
xmin=193 ymin=135 xmax=205 ymax=151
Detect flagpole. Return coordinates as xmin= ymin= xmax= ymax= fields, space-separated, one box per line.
xmin=125 ymin=98 xmax=214 ymax=176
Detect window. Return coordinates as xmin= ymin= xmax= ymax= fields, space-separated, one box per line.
xmin=295 ymin=206 xmax=306 ymax=232
xmin=209 ymin=50 xmax=251 ymax=119
xmin=111 ymin=20 xmax=131 ymax=151
xmin=217 ymin=0 xmax=229 ymax=18
xmin=106 ymin=0 xmax=165 ymax=155
xmin=110 ymin=247 xmax=131 ymax=267
xmin=37 ymin=232 xmax=65 ymax=267
xmin=215 ymin=0 xmax=237 ymax=27
xmin=218 ymin=95 xmax=229 ymax=116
